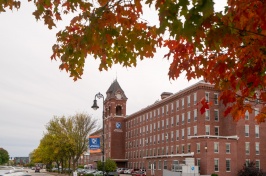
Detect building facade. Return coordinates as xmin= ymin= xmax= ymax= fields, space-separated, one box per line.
xmin=89 ymin=80 xmax=266 ymax=176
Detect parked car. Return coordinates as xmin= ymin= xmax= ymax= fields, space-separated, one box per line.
xmin=35 ymin=166 xmax=41 ymax=173
xmin=132 ymin=171 xmax=146 ymax=176
xmin=124 ymin=169 xmax=133 ymax=174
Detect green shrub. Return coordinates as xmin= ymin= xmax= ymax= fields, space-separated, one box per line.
xmin=211 ymin=173 xmax=218 ymax=176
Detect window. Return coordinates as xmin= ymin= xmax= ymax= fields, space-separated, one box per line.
xmin=162 ymin=120 xmax=164 ymax=129
xmin=164 ymin=160 xmax=167 ymax=169
xmin=176 ymin=115 xmax=179 ymax=125
xmin=154 ymin=135 xmax=156 ymax=144
xmin=214 ymin=109 xmax=219 ymax=121
xmin=166 ymin=105 xmax=169 ymax=115
xmin=172 ymin=160 xmax=179 ymax=171
xmin=245 ymin=111 xmax=249 ymax=120
xmin=171 ymin=146 xmax=174 ymax=154
xmin=146 ymin=125 xmax=149 ymax=133
xmin=171 ymin=103 xmax=174 ymax=113
xmin=158 ymin=121 xmax=160 ymax=131
xmin=214 ymin=126 xmax=219 ymax=136
xmin=157 ymin=108 xmax=160 ymax=116
xmin=187 ymin=95 xmax=191 ymax=107
xmin=181 ymin=98 xmax=184 ymax=109
xmin=176 ymin=130 xmax=179 ymax=140
xmin=171 ymin=131 xmax=174 ymax=141
xmin=150 ymin=124 xmax=152 ymax=133
xmin=197 ymin=143 xmax=200 ymax=153
xmin=162 ymin=133 xmax=164 ymax=142
xmin=187 ymin=127 xmax=191 ymax=137
xmin=214 ymin=159 xmax=219 ymax=172
xmin=245 ymin=142 xmax=250 ymax=155
xmin=255 ymin=125 xmax=259 ymax=138
xmin=171 ymin=116 xmax=174 ymax=126
xmin=205 ymin=125 xmax=210 ymax=135
xmin=226 ymin=159 xmax=231 ymax=172
xmin=256 ymin=160 xmax=260 ymax=170
xmin=166 ymin=118 xmax=169 ymax=128
xmin=214 ymin=142 xmax=219 ymax=153
xmin=197 ymin=159 xmax=201 ymax=171
xmin=187 ymin=144 xmax=191 ymax=153
xmin=187 ymin=111 xmax=191 ymax=123
xmin=245 ymin=125 xmax=249 ymax=137
xmin=194 ymin=126 xmax=197 ymax=136
xmin=182 ymin=144 xmax=185 ymax=153
xmin=256 ymin=142 xmax=260 ymax=155
xmin=176 ymin=100 xmax=179 ymax=111
xmin=246 ymin=159 xmax=250 ymax=166
xmin=194 ymin=92 xmax=197 ymax=105
xmin=154 ymin=123 xmax=156 ymax=131
xmin=158 ymin=160 xmax=162 ymax=170
xmin=182 ymin=129 xmax=185 ymax=140
xmin=194 ymin=109 xmax=197 ymax=121
xmin=166 ymin=133 xmax=169 ymax=142
xmin=182 ymin=113 xmax=185 ymax=124
xmin=214 ymin=93 xmax=219 ymax=105
xmin=226 ymin=143 xmax=231 ymax=154
xmin=205 ymin=92 xmax=210 ymax=102
xmin=162 ymin=107 xmax=164 ymax=115
xmin=157 ymin=134 xmax=160 ymax=143
xmin=205 ymin=109 xmax=210 ymax=120
xmin=176 ymin=145 xmax=179 ymax=153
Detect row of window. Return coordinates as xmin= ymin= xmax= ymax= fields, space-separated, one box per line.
xmin=245 ymin=142 xmax=261 ymax=155
xmin=126 ymin=110 xmax=221 ymax=139
xmin=126 ymin=92 xmax=220 ymax=128
xmin=245 ymin=125 xmax=260 ymax=137
xmin=126 ymin=142 xmax=235 ymax=159
xmin=212 ymin=159 xmax=261 ymax=172
xmin=126 ymin=158 xmax=262 ymax=172
xmin=126 ymin=125 xmax=216 ymax=148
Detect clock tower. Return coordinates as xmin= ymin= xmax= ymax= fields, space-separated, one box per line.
xmin=104 ymin=79 xmax=128 ymax=167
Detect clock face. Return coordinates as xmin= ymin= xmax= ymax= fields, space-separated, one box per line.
xmin=116 ymin=93 xmax=122 ymax=99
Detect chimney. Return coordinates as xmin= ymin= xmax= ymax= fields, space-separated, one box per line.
xmin=161 ymin=92 xmax=173 ymax=100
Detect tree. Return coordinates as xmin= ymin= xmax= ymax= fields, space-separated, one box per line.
xmin=33 ymin=112 xmax=98 ymax=172
xmin=237 ymin=161 xmax=263 ymax=176
xmin=0 ymin=148 xmax=9 ymax=165
xmin=97 ymin=158 xmax=117 ymax=174
xmin=1 ymin=0 xmax=266 ymax=121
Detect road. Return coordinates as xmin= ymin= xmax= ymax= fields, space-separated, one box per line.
xmin=24 ymin=169 xmax=67 ymax=176
xmin=24 ymin=169 xmax=130 ymax=176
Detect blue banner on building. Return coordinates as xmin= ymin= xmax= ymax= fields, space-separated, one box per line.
xmin=89 ymin=137 xmax=100 ymax=149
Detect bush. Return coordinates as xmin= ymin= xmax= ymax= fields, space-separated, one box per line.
xmin=211 ymin=173 xmax=218 ymax=176
xmin=237 ymin=161 xmax=263 ymax=176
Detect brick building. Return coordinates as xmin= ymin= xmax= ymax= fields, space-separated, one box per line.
xmin=88 ymin=79 xmax=266 ymax=176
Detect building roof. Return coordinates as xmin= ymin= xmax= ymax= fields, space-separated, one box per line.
xmin=106 ymin=79 xmax=127 ymax=100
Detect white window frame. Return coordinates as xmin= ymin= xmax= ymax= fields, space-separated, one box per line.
xmin=255 ymin=125 xmax=259 ymax=138
xmin=245 ymin=125 xmax=249 ymax=137
xmin=245 ymin=142 xmax=250 ymax=155
xmin=205 ymin=125 xmax=210 ymax=135
xmin=226 ymin=159 xmax=231 ymax=172
xmin=214 ymin=158 xmax=219 ymax=172
xmin=214 ymin=142 xmax=219 ymax=153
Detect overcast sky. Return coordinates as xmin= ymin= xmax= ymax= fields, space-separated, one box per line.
xmin=0 ymin=1 xmax=226 ymax=158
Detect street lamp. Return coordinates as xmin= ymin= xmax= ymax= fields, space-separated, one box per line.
xmin=91 ymin=92 xmax=105 ymax=175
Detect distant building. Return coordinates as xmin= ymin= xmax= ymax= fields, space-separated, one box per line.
xmin=13 ymin=157 xmax=30 ymax=166
xmin=88 ymin=79 xmax=266 ymax=176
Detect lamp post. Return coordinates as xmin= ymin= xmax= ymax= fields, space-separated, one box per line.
xmin=205 ymin=144 xmax=208 ymax=175
xmin=91 ymin=92 xmax=105 ymax=175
